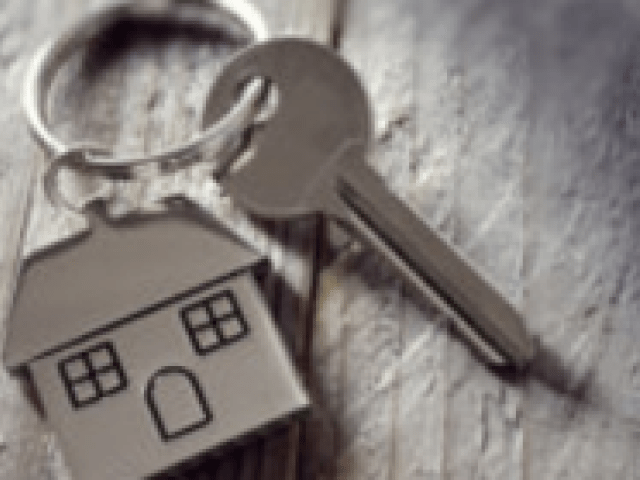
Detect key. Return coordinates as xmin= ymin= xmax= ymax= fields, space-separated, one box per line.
xmin=203 ymin=38 xmax=536 ymax=370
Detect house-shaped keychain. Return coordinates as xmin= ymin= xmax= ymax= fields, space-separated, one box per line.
xmin=4 ymin=207 xmax=310 ymax=479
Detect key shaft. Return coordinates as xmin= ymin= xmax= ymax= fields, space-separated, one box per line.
xmin=334 ymin=146 xmax=536 ymax=369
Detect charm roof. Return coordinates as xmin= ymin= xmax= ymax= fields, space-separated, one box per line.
xmin=4 ymin=209 xmax=263 ymax=370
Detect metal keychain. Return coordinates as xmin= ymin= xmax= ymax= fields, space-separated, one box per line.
xmin=23 ymin=0 xmax=268 ymax=170
xmin=202 ymin=38 xmax=537 ymax=370
xmin=5 ymin=4 xmax=310 ymax=480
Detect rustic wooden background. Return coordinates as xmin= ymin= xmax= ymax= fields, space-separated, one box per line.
xmin=2 ymin=0 xmax=640 ymax=479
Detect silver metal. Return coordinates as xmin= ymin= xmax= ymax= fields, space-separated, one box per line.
xmin=8 ymin=6 xmax=313 ymax=479
xmin=22 ymin=0 xmax=268 ymax=169
xmin=203 ymin=38 xmax=537 ymax=370
xmin=5 ymin=208 xmax=310 ymax=479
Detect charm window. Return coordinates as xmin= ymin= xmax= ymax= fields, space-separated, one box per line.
xmin=180 ymin=290 xmax=249 ymax=355
xmin=58 ymin=342 xmax=128 ymax=409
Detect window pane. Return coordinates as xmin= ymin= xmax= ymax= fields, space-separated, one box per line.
xmin=72 ymin=379 xmax=99 ymax=405
xmin=194 ymin=328 xmax=221 ymax=351
xmin=63 ymin=358 xmax=89 ymax=381
xmin=90 ymin=347 xmax=116 ymax=370
xmin=99 ymin=370 xmax=126 ymax=394
xmin=185 ymin=307 xmax=210 ymax=329
xmin=209 ymin=294 xmax=235 ymax=317
xmin=219 ymin=317 xmax=246 ymax=341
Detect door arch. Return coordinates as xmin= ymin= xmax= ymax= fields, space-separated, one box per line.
xmin=145 ymin=366 xmax=213 ymax=442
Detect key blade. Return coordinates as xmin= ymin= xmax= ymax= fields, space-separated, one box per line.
xmin=334 ymin=144 xmax=536 ymax=370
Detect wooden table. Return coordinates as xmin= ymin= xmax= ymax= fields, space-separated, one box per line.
xmin=1 ymin=0 xmax=639 ymax=478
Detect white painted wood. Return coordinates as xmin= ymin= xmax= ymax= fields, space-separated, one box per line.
xmin=2 ymin=0 xmax=640 ymax=479
xmin=438 ymin=2 xmax=527 ymax=478
xmin=523 ymin=0 xmax=640 ymax=477
xmin=312 ymin=0 xmax=640 ymax=479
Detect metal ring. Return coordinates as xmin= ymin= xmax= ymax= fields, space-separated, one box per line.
xmin=43 ymin=146 xmax=114 ymax=213
xmin=23 ymin=0 xmax=268 ymax=168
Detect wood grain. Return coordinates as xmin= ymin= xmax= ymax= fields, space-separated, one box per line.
xmin=2 ymin=0 xmax=640 ymax=479
xmin=311 ymin=0 xmax=639 ymax=479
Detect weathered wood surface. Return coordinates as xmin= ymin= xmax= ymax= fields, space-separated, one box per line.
xmin=2 ymin=0 xmax=640 ymax=479
xmin=0 ymin=1 xmax=331 ymax=479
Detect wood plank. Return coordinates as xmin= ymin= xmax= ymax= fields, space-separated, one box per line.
xmin=397 ymin=0 xmax=464 ymax=477
xmin=440 ymin=1 xmax=528 ymax=478
xmin=3 ymin=1 xmax=640 ymax=479
xmin=524 ymin=0 xmax=640 ymax=477
xmin=304 ymin=0 xmax=445 ymax=479
xmin=249 ymin=2 xmax=338 ymax=479
xmin=0 ymin=3 xmax=84 ymax=479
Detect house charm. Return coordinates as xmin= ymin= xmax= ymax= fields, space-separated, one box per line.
xmin=4 ymin=210 xmax=310 ymax=479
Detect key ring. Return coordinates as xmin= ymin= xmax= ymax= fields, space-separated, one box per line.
xmin=22 ymin=0 xmax=268 ymax=193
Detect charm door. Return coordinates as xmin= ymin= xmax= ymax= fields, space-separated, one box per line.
xmin=146 ymin=367 xmax=213 ymax=442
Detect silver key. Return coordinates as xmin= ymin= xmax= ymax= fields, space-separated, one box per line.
xmin=203 ymin=38 xmax=536 ymax=370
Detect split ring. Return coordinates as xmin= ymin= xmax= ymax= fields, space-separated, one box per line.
xmin=23 ymin=0 xmax=268 ymax=168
